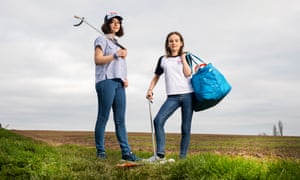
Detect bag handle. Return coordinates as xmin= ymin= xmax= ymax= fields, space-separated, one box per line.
xmin=186 ymin=52 xmax=207 ymax=74
xmin=187 ymin=52 xmax=206 ymax=64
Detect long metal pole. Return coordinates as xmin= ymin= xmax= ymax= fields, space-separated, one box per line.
xmin=148 ymin=100 xmax=156 ymax=157
xmin=73 ymin=15 xmax=126 ymax=49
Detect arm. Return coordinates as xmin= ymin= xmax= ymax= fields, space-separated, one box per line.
xmin=146 ymin=74 xmax=160 ymax=101
xmin=94 ymin=46 xmax=114 ymax=65
xmin=181 ymin=53 xmax=192 ymax=77
xmin=94 ymin=47 xmax=128 ymax=65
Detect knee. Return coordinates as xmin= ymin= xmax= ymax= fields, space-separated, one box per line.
xmin=154 ymin=118 xmax=163 ymax=129
xmin=181 ymin=126 xmax=191 ymax=136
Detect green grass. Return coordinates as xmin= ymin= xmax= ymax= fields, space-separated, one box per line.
xmin=1 ymin=128 xmax=299 ymax=179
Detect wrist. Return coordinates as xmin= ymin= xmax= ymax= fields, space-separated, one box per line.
xmin=113 ymin=53 xmax=118 ymax=59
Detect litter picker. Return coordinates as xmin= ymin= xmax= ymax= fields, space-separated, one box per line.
xmin=148 ymin=99 xmax=157 ymax=158
xmin=147 ymin=99 xmax=175 ymax=164
xmin=73 ymin=15 xmax=125 ymax=49
xmin=73 ymin=15 xmax=103 ymax=34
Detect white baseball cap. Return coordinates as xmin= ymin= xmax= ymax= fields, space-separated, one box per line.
xmin=104 ymin=11 xmax=123 ymax=23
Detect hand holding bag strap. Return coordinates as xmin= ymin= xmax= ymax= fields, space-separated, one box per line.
xmin=186 ymin=52 xmax=208 ymax=74
xmin=185 ymin=53 xmax=194 ymax=74
xmin=186 ymin=52 xmax=207 ymax=64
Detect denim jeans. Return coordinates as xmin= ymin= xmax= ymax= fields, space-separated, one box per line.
xmin=95 ymin=79 xmax=131 ymax=156
xmin=154 ymin=93 xmax=194 ymax=158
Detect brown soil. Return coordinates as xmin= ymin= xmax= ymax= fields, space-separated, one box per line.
xmin=12 ymin=130 xmax=300 ymax=159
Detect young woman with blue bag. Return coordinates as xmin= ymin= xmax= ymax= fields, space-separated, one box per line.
xmin=146 ymin=31 xmax=194 ymax=162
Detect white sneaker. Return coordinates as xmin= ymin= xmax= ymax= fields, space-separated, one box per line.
xmin=158 ymin=158 xmax=175 ymax=164
xmin=143 ymin=155 xmax=166 ymax=163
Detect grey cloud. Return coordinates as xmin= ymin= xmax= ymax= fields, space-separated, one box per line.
xmin=1 ymin=0 xmax=299 ymax=136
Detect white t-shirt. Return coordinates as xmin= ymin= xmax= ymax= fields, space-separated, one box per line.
xmin=155 ymin=56 xmax=193 ymax=95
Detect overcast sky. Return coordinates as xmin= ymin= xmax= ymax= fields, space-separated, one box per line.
xmin=1 ymin=0 xmax=299 ymax=136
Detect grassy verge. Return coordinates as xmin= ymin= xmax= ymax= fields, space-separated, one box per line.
xmin=1 ymin=128 xmax=299 ymax=179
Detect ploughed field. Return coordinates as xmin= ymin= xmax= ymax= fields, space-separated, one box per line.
xmin=13 ymin=130 xmax=300 ymax=159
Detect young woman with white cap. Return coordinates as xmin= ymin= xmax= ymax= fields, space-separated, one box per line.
xmin=94 ymin=12 xmax=140 ymax=162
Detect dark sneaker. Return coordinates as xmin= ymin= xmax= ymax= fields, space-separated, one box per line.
xmin=97 ymin=152 xmax=107 ymax=160
xmin=121 ymin=152 xmax=141 ymax=162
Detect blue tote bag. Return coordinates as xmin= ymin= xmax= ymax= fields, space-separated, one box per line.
xmin=186 ymin=53 xmax=231 ymax=111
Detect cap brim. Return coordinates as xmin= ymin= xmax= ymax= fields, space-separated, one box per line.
xmin=106 ymin=15 xmax=123 ymax=22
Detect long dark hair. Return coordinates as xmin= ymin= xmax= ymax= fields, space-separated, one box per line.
xmin=165 ymin=31 xmax=184 ymax=57
xmin=101 ymin=18 xmax=124 ymax=37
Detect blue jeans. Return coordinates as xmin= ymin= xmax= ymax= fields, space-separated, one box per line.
xmin=95 ymin=79 xmax=131 ymax=156
xmin=154 ymin=93 xmax=194 ymax=158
